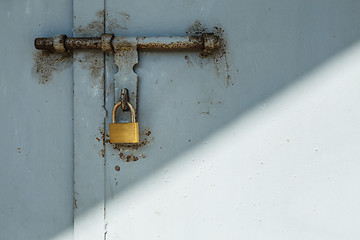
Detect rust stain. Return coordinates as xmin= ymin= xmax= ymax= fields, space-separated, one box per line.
xmin=74 ymin=197 xmax=77 ymax=209
xmin=102 ymin=11 xmax=130 ymax=32
xmin=74 ymin=10 xmax=105 ymax=37
xmin=32 ymin=51 xmax=72 ymax=84
xmin=34 ymin=10 xmax=104 ymax=85
xmin=124 ymin=155 xmax=139 ymax=162
xmin=65 ymin=38 xmax=102 ymax=50
xmin=107 ymin=18 xmax=127 ymax=32
xmin=137 ymin=36 xmax=203 ymax=50
xmin=98 ymin=127 xmax=106 ymax=158
xmin=186 ymin=20 xmax=206 ymax=35
xmin=115 ymin=165 xmax=120 ymax=171
xmin=99 ymin=149 xmax=105 ymax=157
xmin=99 ymin=127 xmax=105 ymax=139
xmin=184 ymin=55 xmax=193 ymax=67
xmin=74 ymin=52 xmax=105 ymax=90
xmin=107 ymin=12 xmax=130 ymax=32
xmin=200 ymin=110 xmax=210 ymax=115
xmin=77 ymin=52 xmax=103 ymax=79
xmin=102 ymin=127 xmax=153 ymax=162
xmin=111 ymin=135 xmax=154 ymax=151
xmin=105 ymin=127 xmax=153 ymax=150
xmin=186 ymin=21 xmax=232 ymax=86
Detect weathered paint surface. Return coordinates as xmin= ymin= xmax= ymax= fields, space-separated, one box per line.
xmin=2 ymin=0 xmax=360 ymax=240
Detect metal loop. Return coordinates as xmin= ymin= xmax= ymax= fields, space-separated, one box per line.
xmin=53 ymin=35 xmax=67 ymax=52
xmin=112 ymin=101 xmax=136 ymax=123
xmin=101 ymin=33 xmax=114 ymax=52
xmin=120 ymin=88 xmax=129 ymax=111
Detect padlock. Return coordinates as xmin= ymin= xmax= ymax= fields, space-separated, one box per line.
xmin=109 ymin=101 xmax=139 ymax=143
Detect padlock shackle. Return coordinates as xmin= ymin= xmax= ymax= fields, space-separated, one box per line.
xmin=112 ymin=101 xmax=136 ymax=123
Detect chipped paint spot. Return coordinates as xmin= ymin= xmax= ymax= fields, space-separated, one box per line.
xmin=99 ymin=149 xmax=105 ymax=157
xmin=119 ymin=12 xmax=130 ymax=20
xmin=74 ymin=191 xmax=78 ymax=209
xmin=200 ymin=110 xmax=210 ymax=115
xmin=74 ymin=10 xmax=105 ymax=37
xmin=184 ymin=55 xmax=193 ymax=67
xmin=107 ymin=18 xmax=127 ymax=32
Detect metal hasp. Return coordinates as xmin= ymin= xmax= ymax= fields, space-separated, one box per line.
xmin=34 ymin=33 xmax=220 ymax=118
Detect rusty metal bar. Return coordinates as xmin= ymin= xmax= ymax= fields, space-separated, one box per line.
xmin=135 ymin=36 xmax=203 ymax=50
xmin=34 ymin=33 xmax=219 ymax=53
xmin=35 ymin=37 xmax=102 ymax=51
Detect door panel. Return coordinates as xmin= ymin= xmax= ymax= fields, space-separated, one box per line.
xmin=0 ymin=1 xmax=74 ymax=240
xmin=103 ymin=0 xmax=360 ymax=239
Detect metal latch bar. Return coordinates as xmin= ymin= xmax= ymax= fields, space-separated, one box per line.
xmin=34 ymin=32 xmax=220 ymax=124
xmin=34 ymin=33 xmax=219 ymax=53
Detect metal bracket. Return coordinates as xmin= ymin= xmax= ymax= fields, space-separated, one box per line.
xmin=113 ymin=38 xmax=138 ymax=115
xmin=34 ymin=33 xmax=220 ymax=116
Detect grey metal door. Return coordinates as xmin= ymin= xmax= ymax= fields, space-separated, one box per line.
xmin=2 ymin=0 xmax=360 ymax=240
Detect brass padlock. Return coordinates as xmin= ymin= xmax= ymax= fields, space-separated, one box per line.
xmin=109 ymin=101 xmax=139 ymax=143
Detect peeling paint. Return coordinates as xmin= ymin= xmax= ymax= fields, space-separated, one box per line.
xmin=74 ymin=10 xmax=105 ymax=37
xmin=74 ymin=52 xmax=104 ymax=91
xmin=78 ymin=52 xmax=103 ymax=79
xmin=99 ymin=149 xmax=105 ymax=157
xmin=186 ymin=20 xmax=207 ymax=35
xmin=107 ymin=12 xmax=130 ymax=32
xmin=32 ymin=51 xmax=72 ymax=84
xmin=187 ymin=21 xmax=232 ymax=86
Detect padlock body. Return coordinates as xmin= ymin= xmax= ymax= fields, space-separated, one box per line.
xmin=109 ymin=122 xmax=139 ymax=143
